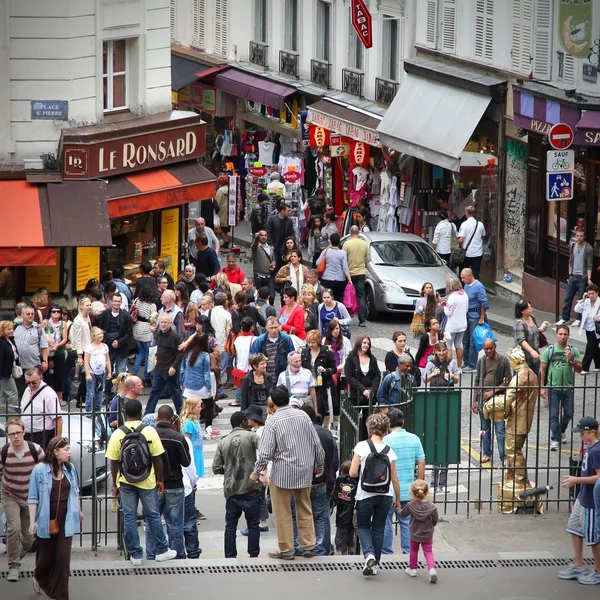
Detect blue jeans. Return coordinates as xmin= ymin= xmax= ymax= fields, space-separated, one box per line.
xmin=355 ymin=495 xmax=393 ymax=562
xmin=478 ymin=394 xmax=506 ymax=461
xmin=132 ymin=341 xmax=150 ymax=380
xmin=562 ymin=276 xmax=587 ymax=321
xmin=146 ymin=488 xmax=185 ymax=560
xmin=145 ymin=367 xmax=183 ymax=415
xmin=110 ymin=353 xmax=129 ymax=377
xmin=225 ymin=493 xmax=261 ymax=558
xmin=549 ymin=388 xmax=574 ymax=442
xmin=351 ymin=275 xmax=366 ymax=324
xmin=220 ymin=351 xmax=230 ymax=384
xmin=382 ymin=501 xmax=409 ymax=554
xmin=183 ymin=491 xmax=201 ymax=558
xmin=63 ymin=353 xmax=75 ymax=402
xmin=85 ymin=372 xmax=105 ymax=412
xmin=463 ymin=317 xmax=479 ymax=369
xmin=119 ymin=484 xmax=168 ymax=560
xmin=292 ymin=484 xmax=330 ymax=556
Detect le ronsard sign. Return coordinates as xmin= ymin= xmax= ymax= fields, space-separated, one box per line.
xmin=351 ymin=0 xmax=373 ymax=49
xmin=60 ymin=111 xmax=206 ymax=180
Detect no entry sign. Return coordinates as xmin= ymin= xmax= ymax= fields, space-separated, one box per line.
xmin=351 ymin=0 xmax=373 ymax=49
xmin=548 ymin=123 xmax=574 ymax=150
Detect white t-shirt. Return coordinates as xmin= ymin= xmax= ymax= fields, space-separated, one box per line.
xmin=85 ymin=343 xmax=109 ymax=375
xmin=277 ymin=368 xmax=316 ymax=397
xmin=353 ymin=440 xmax=397 ymax=501
xmin=258 ymin=141 xmax=275 ymax=165
xmin=233 ymin=335 xmax=257 ymax=372
xmin=267 ymin=180 xmax=286 ymax=195
xmin=458 ymin=217 xmax=485 ymax=258
xmin=432 ymin=220 xmax=458 ymax=255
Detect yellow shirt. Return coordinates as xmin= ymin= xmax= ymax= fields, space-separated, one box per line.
xmin=344 ymin=237 xmax=369 ymax=277
xmin=105 ymin=420 xmax=165 ymax=489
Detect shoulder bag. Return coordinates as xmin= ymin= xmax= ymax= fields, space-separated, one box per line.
xmin=451 ymin=221 xmax=478 ymax=268
xmin=49 ymin=474 xmax=62 ymax=535
xmin=317 ymin=249 xmax=329 ymax=277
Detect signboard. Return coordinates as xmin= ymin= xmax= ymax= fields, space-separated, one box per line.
xmin=548 ymin=123 xmax=574 ymax=150
xmin=583 ymin=64 xmax=598 ymax=84
xmin=25 ymin=250 xmax=61 ymax=292
xmin=546 ymin=149 xmax=575 ymax=172
xmin=307 ymin=107 xmax=380 ymax=147
xmin=248 ymin=166 xmax=268 ymax=177
xmin=558 ymin=0 xmax=593 ymax=60
xmin=188 ymin=83 xmax=216 ymax=115
xmin=227 ymin=176 xmax=238 ymax=227
xmin=75 ymin=247 xmax=100 ymax=291
xmin=351 ymin=0 xmax=373 ymax=49
xmin=31 ymin=101 xmax=68 ymax=120
xmin=547 ymin=172 xmax=574 ymax=201
xmin=282 ymin=171 xmax=301 ymax=183
xmin=160 ymin=208 xmax=180 ymax=277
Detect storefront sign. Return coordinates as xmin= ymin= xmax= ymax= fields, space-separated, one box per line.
xmin=282 ymin=171 xmax=301 ymax=183
xmin=351 ymin=0 xmax=373 ymax=49
xmin=558 ymin=0 xmax=593 ymax=60
xmin=330 ymin=135 xmax=351 ymax=157
xmin=25 ymin=250 xmax=61 ymax=292
xmin=188 ymin=83 xmax=217 ymax=115
xmin=249 ymin=166 xmax=268 ymax=177
xmin=350 ymin=141 xmax=370 ymax=166
xmin=307 ymin=108 xmax=381 ymax=147
xmin=582 ymin=64 xmax=598 ymax=84
xmin=228 ymin=176 xmax=238 ymax=227
xmin=75 ymin=247 xmax=100 ymax=291
xmin=31 ymin=101 xmax=68 ymax=120
xmin=160 ymin=208 xmax=179 ymax=277
xmin=309 ymin=125 xmax=331 ymax=148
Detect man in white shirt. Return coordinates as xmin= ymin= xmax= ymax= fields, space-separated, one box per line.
xmin=431 ymin=210 xmax=458 ymax=266
xmin=188 ymin=218 xmax=220 ymax=260
xmin=267 ymin=172 xmax=286 ymax=195
xmin=277 ymin=352 xmax=317 ymax=411
xmin=457 ymin=205 xmax=486 ymax=279
xmin=210 ymin=292 xmax=232 ymax=385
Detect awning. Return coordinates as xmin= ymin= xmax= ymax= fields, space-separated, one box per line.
xmin=307 ymin=99 xmax=381 ymax=147
xmin=575 ymin=110 xmax=600 ymax=145
xmin=195 ymin=65 xmax=230 ymax=80
xmin=106 ymin=161 xmax=216 ymax=218
xmin=376 ymin=74 xmax=492 ymax=171
xmin=213 ymin=69 xmax=295 ymax=110
xmin=513 ymin=89 xmax=580 ymax=136
xmin=172 ymin=56 xmax=211 ymax=91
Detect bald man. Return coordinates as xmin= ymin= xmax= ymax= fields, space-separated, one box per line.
xmin=188 ymin=217 xmax=220 ymax=259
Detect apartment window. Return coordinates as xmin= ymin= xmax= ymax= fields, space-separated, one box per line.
xmin=215 ymin=0 xmax=229 ymax=57
xmin=316 ymin=0 xmax=331 ymax=63
xmin=284 ymin=0 xmax=298 ymax=51
xmin=382 ymin=15 xmax=399 ymax=80
xmin=103 ymin=40 xmax=127 ymax=111
xmin=255 ymin=0 xmax=267 ymax=43
xmin=348 ymin=8 xmax=363 ymax=70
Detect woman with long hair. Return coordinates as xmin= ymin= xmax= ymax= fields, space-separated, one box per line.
xmin=44 ymin=304 xmax=68 ymax=404
xmin=180 ymin=397 xmax=205 ymax=478
xmin=278 ymin=286 xmax=306 ymax=340
xmin=415 ymin=318 xmax=443 ymax=378
xmin=317 ymin=288 xmax=352 ymax=338
xmin=61 ymin=309 xmax=75 ymax=404
xmin=175 ymin=282 xmax=197 ymax=339
xmin=325 ymin=319 xmax=352 ymax=427
xmin=0 ymin=320 xmax=18 ymax=409
xmin=345 ymin=334 xmax=381 ymax=407
xmin=231 ymin=290 xmax=265 ymax=335
xmin=28 ymin=436 xmax=83 ymax=599
xmin=300 ymin=286 xmax=319 ymax=332
xmin=131 ymin=284 xmax=157 ymax=386
xmin=410 ymin=282 xmax=434 ymax=338
xmin=71 ymin=297 xmax=93 ymax=408
xmin=280 ymin=236 xmax=299 ymax=266
xmin=307 ymin=215 xmax=327 ymax=268
xmin=275 ymin=249 xmax=308 ymax=299
xmin=384 ymin=330 xmax=421 ymax=385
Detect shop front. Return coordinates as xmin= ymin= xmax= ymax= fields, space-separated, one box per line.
xmin=376 ymin=57 xmax=506 ymax=287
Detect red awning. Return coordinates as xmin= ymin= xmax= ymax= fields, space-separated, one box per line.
xmin=0 ymin=248 xmax=57 ymax=266
xmin=195 ymin=65 xmax=230 ymax=80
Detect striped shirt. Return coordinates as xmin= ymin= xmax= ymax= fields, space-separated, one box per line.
xmin=254 ymin=405 xmax=325 ymax=489
xmin=383 ymin=428 xmax=425 ymax=502
xmin=14 ymin=322 xmax=48 ymax=369
xmin=0 ymin=442 xmax=45 ymax=501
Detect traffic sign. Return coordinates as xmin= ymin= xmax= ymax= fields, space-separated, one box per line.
xmin=546 ymin=172 xmax=574 ymax=201
xmin=546 ymin=149 xmax=575 ymax=172
xmin=548 ymin=123 xmax=574 ymax=149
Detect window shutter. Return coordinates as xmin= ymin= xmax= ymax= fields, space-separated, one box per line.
xmin=441 ymin=0 xmax=456 ymax=53
xmin=192 ymin=0 xmax=206 ymax=50
xmin=170 ymin=0 xmax=176 ymax=42
xmin=532 ymin=0 xmax=552 ymax=81
xmin=475 ymin=0 xmax=494 ymax=61
xmin=425 ymin=0 xmax=438 ymax=49
xmin=563 ymin=54 xmax=577 ymax=86
xmin=215 ymin=0 xmax=229 ymax=57
xmin=510 ymin=0 xmax=533 ymax=74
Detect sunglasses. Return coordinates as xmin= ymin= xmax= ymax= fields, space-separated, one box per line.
xmin=51 ymin=309 xmax=61 ymax=313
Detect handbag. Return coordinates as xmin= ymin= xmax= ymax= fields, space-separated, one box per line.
xmin=49 ymin=475 xmax=62 ymax=535
xmin=317 ymin=249 xmax=329 ymax=277
xmin=147 ymin=345 xmax=157 ymax=373
xmin=12 ymin=362 xmax=22 ymax=379
xmin=129 ymin=299 xmax=139 ymax=324
xmin=451 ymin=220 xmax=478 ymax=267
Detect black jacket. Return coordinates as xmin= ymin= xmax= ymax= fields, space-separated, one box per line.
xmin=267 ymin=214 xmax=295 ymax=250
xmin=192 ymin=247 xmax=221 ymax=278
xmin=240 ymin=371 xmax=275 ymax=410
xmin=384 ymin=349 xmax=421 ymax=387
xmin=0 ymin=337 xmax=15 ymax=379
xmin=344 ymin=353 xmax=381 ymax=403
xmin=301 ymin=345 xmax=336 ymax=405
xmin=250 ymin=204 xmax=269 ymax=235
xmin=98 ymin=309 xmax=133 ymax=357
xmin=312 ymin=423 xmax=334 ymax=485
xmin=155 ymin=328 xmax=183 ymax=371
xmin=231 ymin=306 xmax=266 ymax=335
xmin=155 ymin=422 xmax=191 ymax=490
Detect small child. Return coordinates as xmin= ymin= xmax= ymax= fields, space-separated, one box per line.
xmin=400 ymin=479 xmax=439 ymax=583
xmin=180 ymin=397 xmax=205 ymax=479
xmin=333 ymin=461 xmax=357 ymax=555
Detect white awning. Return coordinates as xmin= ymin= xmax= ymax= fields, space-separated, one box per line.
xmin=376 ymin=74 xmax=492 ymax=172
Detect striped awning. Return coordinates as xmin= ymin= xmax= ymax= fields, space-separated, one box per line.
xmin=513 ymin=90 xmax=580 ymax=134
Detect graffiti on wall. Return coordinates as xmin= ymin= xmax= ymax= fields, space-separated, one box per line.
xmin=504 ymin=139 xmax=527 ymax=272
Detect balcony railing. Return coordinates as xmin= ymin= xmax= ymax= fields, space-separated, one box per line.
xmin=375 ymin=77 xmax=399 ymax=105
xmin=249 ymin=40 xmax=269 ymax=69
xmin=311 ymin=58 xmax=331 ymax=89
xmin=342 ymin=68 xmax=364 ymax=98
xmin=279 ymin=49 xmax=299 ymax=78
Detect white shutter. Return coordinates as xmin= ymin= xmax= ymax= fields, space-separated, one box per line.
xmin=532 ymin=0 xmax=552 ymax=81
xmin=192 ymin=0 xmax=206 ymax=50
xmin=425 ymin=0 xmax=438 ymax=49
xmin=441 ymin=0 xmax=456 ymax=53
xmin=563 ymin=54 xmax=577 ymax=86
xmin=215 ymin=0 xmax=229 ymax=57
xmin=170 ymin=0 xmax=176 ymax=42
xmin=510 ymin=0 xmax=533 ymax=74
xmin=475 ymin=0 xmax=494 ymax=61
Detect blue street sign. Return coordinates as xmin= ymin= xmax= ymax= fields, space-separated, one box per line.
xmin=546 ymin=171 xmax=574 ymax=201
xmin=31 ymin=101 xmax=68 ymax=120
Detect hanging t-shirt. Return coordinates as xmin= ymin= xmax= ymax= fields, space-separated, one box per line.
xmin=258 ymin=141 xmax=276 ymax=165
xmin=85 ymin=343 xmax=109 ymax=375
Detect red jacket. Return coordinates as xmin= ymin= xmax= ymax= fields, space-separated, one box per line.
xmin=279 ymin=304 xmax=306 ymax=340
xmin=209 ymin=266 xmax=246 ymax=289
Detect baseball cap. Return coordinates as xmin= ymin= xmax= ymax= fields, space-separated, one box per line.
xmin=572 ymin=416 xmax=599 ymax=432
xmin=289 ymin=397 xmax=304 ymax=409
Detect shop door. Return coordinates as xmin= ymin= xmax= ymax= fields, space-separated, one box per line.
xmin=524 ymin=135 xmax=544 ymax=275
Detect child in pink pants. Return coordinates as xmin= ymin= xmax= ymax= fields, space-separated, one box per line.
xmin=399 ymin=479 xmax=439 ymax=583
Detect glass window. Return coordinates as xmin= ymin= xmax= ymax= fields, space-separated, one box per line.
xmin=254 ymin=0 xmax=267 ymax=43
xmin=370 ymin=241 xmax=443 ymax=267
xmin=348 ymin=8 xmax=363 ymax=71
xmin=103 ymin=40 xmax=127 ymax=112
xmin=284 ymin=0 xmax=298 ymax=51
xmin=316 ymin=0 xmax=331 ymax=62
xmin=382 ymin=15 xmax=399 ymax=80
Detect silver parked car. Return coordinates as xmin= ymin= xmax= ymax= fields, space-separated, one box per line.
xmin=341 ymin=231 xmax=459 ymax=320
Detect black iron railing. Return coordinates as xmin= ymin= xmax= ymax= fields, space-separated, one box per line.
xmin=279 ymin=49 xmax=299 ymax=78
xmin=342 ymin=68 xmax=364 ymax=98
xmin=375 ymin=76 xmax=399 ymax=105
xmin=249 ymin=40 xmax=269 ymax=69
xmin=311 ymin=58 xmax=331 ymax=88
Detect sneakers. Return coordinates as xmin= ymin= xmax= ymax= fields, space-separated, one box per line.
xmin=550 ymin=441 xmax=559 ymax=451
xmin=561 ymin=433 xmax=568 ymax=444
xmin=558 ymin=564 xmax=589 ymax=580
xmin=130 ymin=556 xmax=142 ymax=567
xmin=429 ymin=568 xmax=438 ymax=583
xmin=196 ymin=510 xmax=207 ymax=521
xmin=371 ymin=563 xmax=379 ymax=576
xmin=405 ymin=567 xmax=417 ymax=577
xmin=554 ymin=319 xmax=567 ymax=326
xmin=363 ymin=554 xmax=376 ymax=576
xmin=462 ymin=366 xmax=476 ymax=373
xmin=241 ymin=525 xmax=269 ymax=535
xmin=358 ymin=322 xmax=367 ymax=328
xmin=579 ymin=570 xmax=600 ymax=585
xmin=581 ymin=371 xmax=589 ymax=375
xmin=480 ymin=454 xmax=491 ymax=464
xmin=7 ymin=568 xmax=19 ymax=582
xmin=571 ymin=319 xmax=581 ymax=327
xmin=155 ymin=548 xmax=177 ymax=562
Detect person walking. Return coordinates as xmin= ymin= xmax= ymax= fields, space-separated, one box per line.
xmin=316 ymin=233 xmax=351 ymax=303
xmin=345 ymin=335 xmax=381 ymax=410
xmin=556 ymin=227 xmax=594 ymax=326
xmin=43 ymin=305 xmax=68 ymax=404
xmin=307 ymin=215 xmax=328 ymax=268
xmin=317 ymin=289 xmax=352 ymax=338
xmin=514 ymin=299 xmax=545 ymax=376
xmin=250 ymin=317 xmax=294 ymax=382
xmin=540 ymin=325 xmax=582 ymax=452
xmin=321 ymin=211 xmax=338 ymax=247
xmin=343 ymin=226 xmax=370 ymax=327
xmin=574 ymin=285 xmax=600 ymax=374
xmin=460 ymin=268 xmax=489 ymax=372
xmin=188 ymin=217 xmax=220 ymax=259
xmin=401 ymin=479 xmax=439 ymax=583
xmin=71 ymin=297 xmax=92 ymax=406
xmin=130 ymin=284 xmax=156 ymax=386
xmin=251 ymin=385 xmax=325 ymax=561
xmin=0 ymin=417 xmax=44 ymax=582
xmin=27 ymin=436 xmax=84 ymax=599
xmin=431 ymin=210 xmax=457 ymax=266
xmin=83 ymin=327 xmax=112 ymax=412
xmin=275 ymin=251 xmax=309 ymax=306
xmin=213 ymin=411 xmax=262 ymax=558
xmin=181 ymin=435 xmax=201 ymax=558
xmin=251 ymin=230 xmax=277 ymax=305
xmin=240 ymin=353 xmax=275 ymax=412
xmin=278 ymin=286 xmax=306 ymax=341
xmin=349 ymin=412 xmax=401 ymax=577
xmin=443 ymin=277 xmax=468 ymax=369
xmin=457 ymin=205 xmax=485 ymax=279
xmin=267 ymin=203 xmax=295 ymax=271
xmin=0 ymin=320 xmax=19 ymax=411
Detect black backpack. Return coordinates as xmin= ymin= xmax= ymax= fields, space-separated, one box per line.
xmin=333 ymin=474 xmax=358 ymax=506
xmin=118 ymin=424 xmax=152 ymax=483
xmin=1 ymin=441 xmax=39 ymax=465
xmin=361 ymin=439 xmax=391 ymax=494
